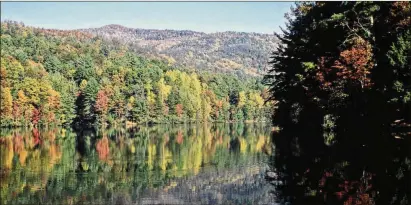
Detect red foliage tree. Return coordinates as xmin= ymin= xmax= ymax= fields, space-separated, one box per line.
xmin=31 ymin=108 xmax=41 ymax=125
xmin=332 ymin=38 xmax=374 ymax=89
xmin=316 ymin=38 xmax=374 ymax=91
xmin=95 ymin=90 xmax=109 ymax=126
xmin=176 ymin=104 xmax=183 ymax=118
xmin=95 ymin=90 xmax=109 ymax=114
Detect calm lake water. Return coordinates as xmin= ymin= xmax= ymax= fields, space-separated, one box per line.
xmin=0 ymin=123 xmax=275 ymax=205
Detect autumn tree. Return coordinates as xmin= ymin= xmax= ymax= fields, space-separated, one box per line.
xmin=95 ymin=90 xmax=109 ymax=126
xmin=265 ymin=0 xmax=411 ymax=163
xmin=176 ymin=104 xmax=184 ymax=119
xmin=0 ymin=20 xmax=271 ymax=127
xmin=0 ymin=87 xmax=13 ymax=124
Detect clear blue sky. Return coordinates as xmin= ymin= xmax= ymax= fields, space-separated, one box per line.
xmin=1 ymin=2 xmax=293 ymax=34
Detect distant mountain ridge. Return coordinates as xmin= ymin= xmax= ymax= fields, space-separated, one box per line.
xmin=80 ymin=24 xmax=279 ymax=76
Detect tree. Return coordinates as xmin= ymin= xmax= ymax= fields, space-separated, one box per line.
xmin=0 ymin=87 xmax=13 ymax=121
xmin=131 ymin=99 xmax=148 ymax=124
xmin=42 ymin=89 xmax=61 ymax=124
xmin=74 ymin=55 xmax=95 ymax=84
xmin=268 ymin=0 xmax=410 ymax=175
xmin=95 ymin=90 xmax=109 ymax=126
xmin=77 ymin=77 xmax=99 ymax=125
xmin=155 ymin=78 xmax=172 ymax=118
xmin=0 ymin=20 xmax=272 ymax=127
xmin=201 ymin=88 xmax=213 ymax=122
xmin=238 ymin=91 xmax=247 ymax=108
xmin=387 ymin=30 xmax=411 ymax=122
xmin=31 ymin=107 xmax=40 ymax=126
xmin=14 ymin=90 xmax=30 ymax=125
xmin=176 ymin=104 xmax=184 ymax=118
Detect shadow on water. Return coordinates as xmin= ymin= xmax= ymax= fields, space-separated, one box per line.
xmin=267 ymin=127 xmax=411 ymax=205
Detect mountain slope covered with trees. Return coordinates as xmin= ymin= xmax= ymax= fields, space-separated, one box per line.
xmin=0 ymin=21 xmax=273 ymax=128
xmin=80 ymin=25 xmax=279 ymax=76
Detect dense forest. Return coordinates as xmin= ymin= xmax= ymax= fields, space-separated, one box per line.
xmin=265 ymin=2 xmax=410 ymax=204
xmin=265 ymin=1 xmax=410 ymax=143
xmin=0 ymin=21 xmax=273 ymax=128
xmin=80 ymin=24 xmax=279 ymax=76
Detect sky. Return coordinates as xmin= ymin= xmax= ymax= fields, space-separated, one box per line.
xmin=1 ymin=2 xmax=293 ymax=34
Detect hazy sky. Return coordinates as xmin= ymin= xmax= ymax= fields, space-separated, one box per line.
xmin=1 ymin=2 xmax=293 ymax=34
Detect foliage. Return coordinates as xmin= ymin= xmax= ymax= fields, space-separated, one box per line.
xmin=265 ymin=1 xmax=411 ymax=142
xmin=0 ymin=21 xmax=272 ymax=127
xmin=264 ymin=2 xmax=410 ymax=204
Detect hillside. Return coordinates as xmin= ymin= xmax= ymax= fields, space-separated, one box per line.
xmin=0 ymin=21 xmax=273 ymax=128
xmin=80 ymin=24 xmax=279 ymax=76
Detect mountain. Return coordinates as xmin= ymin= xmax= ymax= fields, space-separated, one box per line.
xmin=80 ymin=24 xmax=279 ymax=76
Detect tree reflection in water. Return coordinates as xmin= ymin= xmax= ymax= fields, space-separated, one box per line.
xmin=267 ymin=128 xmax=410 ymax=205
xmin=0 ymin=123 xmax=274 ymax=205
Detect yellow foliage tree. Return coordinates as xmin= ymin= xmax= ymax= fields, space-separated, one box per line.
xmin=157 ymin=78 xmax=172 ymax=103
xmin=238 ymin=91 xmax=247 ymax=108
xmin=0 ymin=87 xmax=13 ymax=119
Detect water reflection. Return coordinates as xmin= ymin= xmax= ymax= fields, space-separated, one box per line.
xmin=267 ymin=129 xmax=411 ymax=205
xmin=0 ymin=123 xmax=273 ymax=205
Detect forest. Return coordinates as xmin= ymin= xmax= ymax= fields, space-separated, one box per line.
xmin=265 ymin=1 xmax=410 ymax=142
xmin=264 ymin=2 xmax=410 ymax=204
xmin=81 ymin=24 xmax=279 ymax=76
xmin=0 ymin=21 xmax=273 ymax=128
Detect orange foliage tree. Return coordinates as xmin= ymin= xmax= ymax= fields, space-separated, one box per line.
xmin=95 ymin=90 xmax=109 ymax=126
xmin=176 ymin=104 xmax=183 ymax=118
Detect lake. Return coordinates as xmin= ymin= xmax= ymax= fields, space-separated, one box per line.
xmin=2 ymin=123 xmax=410 ymax=205
xmin=0 ymin=123 xmax=275 ymax=205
